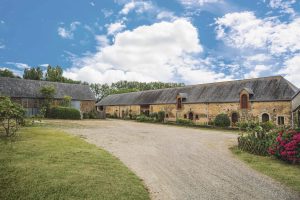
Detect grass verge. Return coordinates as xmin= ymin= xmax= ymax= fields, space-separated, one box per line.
xmin=230 ymin=146 xmax=300 ymax=193
xmin=0 ymin=127 xmax=150 ymax=200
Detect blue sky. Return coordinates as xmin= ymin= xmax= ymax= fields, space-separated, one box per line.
xmin=0 ymin=0 xmax=300 ymax=86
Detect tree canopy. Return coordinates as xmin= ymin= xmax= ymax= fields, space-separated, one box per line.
xmin=23 ymin=67 xmax=43 ymax=80
xmin=0 ymin=69 xmax=20 ymax=78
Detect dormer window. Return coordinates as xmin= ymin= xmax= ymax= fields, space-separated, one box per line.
xmin=177 ymin=93 xmax=187 ymax=110
xmin=240 ymin=88 xmax=253 ymax=110
xmin=177 ymin=97 xmax=182 ymax=109
xmin=241 ymin=94 xmax=248 ymax=109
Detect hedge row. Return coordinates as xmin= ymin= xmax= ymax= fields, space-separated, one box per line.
xmin=47 ymin=106 xmax=81 ymax=120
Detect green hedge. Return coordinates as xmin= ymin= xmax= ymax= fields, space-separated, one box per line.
xmin=47 ymin=106 xmax=81 ymax=120
xmin=214 ymin=114 xmax=230 ymax=127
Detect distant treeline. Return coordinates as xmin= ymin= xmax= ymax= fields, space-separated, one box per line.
xmin=0 ymin=65 xmax=82 ymax=84
xmin=90 ymin=81 xmax=185 ymax=101
xmin=0 ymin=67 xmax=184 ymax=100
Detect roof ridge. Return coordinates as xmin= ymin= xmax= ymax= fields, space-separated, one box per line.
xmin=0 ymin=77 xmax=88 ymax=87
xmin=103 ymin=75 xmax=284 ymax=97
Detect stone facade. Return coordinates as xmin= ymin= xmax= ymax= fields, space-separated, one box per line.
xmin=103 ymin=100 xmax=292 ymax=126
xmin=292 ymin=92 xmax=300 ymax=128
xmin=11 ymin=97 xmax=95 ymax=116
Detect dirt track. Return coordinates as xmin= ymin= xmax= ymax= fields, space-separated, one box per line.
xmin=52 ymin=119 xmax=299 ymax=200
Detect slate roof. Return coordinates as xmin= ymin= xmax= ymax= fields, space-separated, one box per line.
xmin=0 ymin=77 xmax=95 ymax=101
xmin=97 ymin=76 xmax=299 ymax=106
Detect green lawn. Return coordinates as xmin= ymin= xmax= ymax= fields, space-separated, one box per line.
xmin=0 ymin=127 xmax=150 ymax=200
xmin=230 ymin=146 xmax=300 ymax=193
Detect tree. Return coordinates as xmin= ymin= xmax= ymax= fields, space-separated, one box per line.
xmin=40 ymin=85 xmax=56 ymax=117
xmin=0 ymin=69 xmax=20 ymax=78
xmin=44 ymin=65 xmax=81 ymax=84
xmin=23 ymin=67 xmax=43 ymax=80
xmin=61 ymin=95 xmax=72 ymax=107
xmin=0 ymin=97 xmax=25 ymax=136
xmin=45 ymin=65 xmax=64 ymax=82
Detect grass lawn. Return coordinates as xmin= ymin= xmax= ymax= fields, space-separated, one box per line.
xmin=230 ymin=146 xmax=300 ymax=193
xmin=0 ymin=126 xmax=150 ymax=200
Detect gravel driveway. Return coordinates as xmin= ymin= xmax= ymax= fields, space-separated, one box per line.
xmin=57 ymin=119 xmax=299 ymax=200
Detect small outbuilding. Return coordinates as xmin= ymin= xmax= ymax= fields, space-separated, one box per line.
xmin=0 ymin=77 xmax=96 ymax=116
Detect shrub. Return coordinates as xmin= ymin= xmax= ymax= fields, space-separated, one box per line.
xmin=83 ymin=112 xmax=89 ymax=119
xmin=237 ymin=121 xmax=277 ymax=156
xmin=0 ymin=97 xmax=25 ymax=136
xmin=214 ymin=114 xmax=230 ymax=127
xmin=269 ymin=130 xmax=300 ymax=164
xmin=176 ymin=118 xmax=194 ymax=126
xmin=238 ymin=131 xmax=277 ymax=156
xmin=261 ymin=121 xmax=275 ymax=132
xmin=149 ymin=112 xmax=158 ymax=119
xmin=47 ymin=106 xmax=80 ymax=120
xmin=136 ymin=115 xmax=154 ymax=122
xmin=157 ymin=111 xmax=165 ymax=122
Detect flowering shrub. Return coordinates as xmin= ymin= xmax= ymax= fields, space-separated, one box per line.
xmin=237 ymin=121 xmax=277 ymax=156
xmin=269 ymin=130 xmax=300 ymax=164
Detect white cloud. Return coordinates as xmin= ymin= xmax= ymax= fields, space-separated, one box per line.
xmin=156 ymin=11 xmax=178 ymax=21
xmin=64 ymin=19 xmax=231 ymax=84
xmin=179 ymin=0 xmax=222 ymax=7
xmin=102 ymin=9 xmax=113 ymax=18
xmin=5 ymin=62 xmax=30 ymax=69
xmin=268 ymin=0 xmax=296 ymax=16
xmin=215 ymin=12 xmax=300 ymax=55
xmin=39 ymin=64 xmax=49 ymax=68
xmin=90 ymin=1 xmax=95 ymax=6
xmin=119 ymin=1 xmax=153 ymax=15
xmin=0 ymin=20 xmax=4 ymax=24
xmin=244 ymin=65 xmax=269 ymax=78
xmin=278 ymin=55 xmax=300 ymax=87
xmin=0 ymin=43 xmax=5 ymax=49
xmin=57 ymin=21 xmax=81 ymax=39
xmin=106 ymin=21 xmax=126 ymax=35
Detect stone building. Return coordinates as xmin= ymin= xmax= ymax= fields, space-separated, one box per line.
xmin=0 ymin=77 xmax=96 ymax=116
xmin=97 ymin=76 xmax=300 ymax=127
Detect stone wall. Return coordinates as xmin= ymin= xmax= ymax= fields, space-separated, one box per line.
xmin=292 ymin=92 xmax=300 ymax=111
xmin=80 ymin=100 xmax=96 ymax=113
xmin=104 ymin=100 xmax=292 ymax=125
xmin=105 ymin=105 xmax=140 ymax=117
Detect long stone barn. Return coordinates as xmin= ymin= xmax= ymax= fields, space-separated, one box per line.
xmin=97 ymin=76 xmax=300 ymax=127
xmin=0 ymin=77 xmax=96 ymax=116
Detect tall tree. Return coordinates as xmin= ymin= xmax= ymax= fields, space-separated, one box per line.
xmin=23 ymin=67 xmax=43 ymax=80
xmin=0 ymin=69 xmax=20 ymax=78
xmin=45 ymin=65 xmax=64 ymax=82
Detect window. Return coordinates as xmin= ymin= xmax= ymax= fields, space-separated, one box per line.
xmin=99 ymin=106 xmax=104 ymax=111
xmin=278 ymin=116 xmax=284 ymax=125
xmin=241 ymin=94 xmax=248 ymax=109
xmin=166 ymin=114 xmax=169 ymax=118
xmin=177 ymin=98 xmax=182 ymax=109
xmin=184 ymin=114 xmax=187 ymax=119
xmin=232 ymin=113 xmax=238 ymax=124
xmin=262 ymin=113 xmax=269 ymax=123
xmin=195 ymin=114 xmax=199 ymax=120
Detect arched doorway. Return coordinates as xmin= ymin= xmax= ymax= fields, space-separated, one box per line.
xmin=262 ymin=113 xmax=269 ymax=123
xmin=188 ymin=112 xmax=193 ymax=120
xmin=231 ymin=112 xmax=238 ymax=125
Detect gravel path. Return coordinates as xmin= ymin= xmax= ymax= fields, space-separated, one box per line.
xmin=59 ymin=119 xmax=299 ymax=200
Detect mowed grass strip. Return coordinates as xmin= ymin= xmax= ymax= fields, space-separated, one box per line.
xmin=230 ymin=146 xmax=300 ymax=193
xmin=0 ymin=127 xmax=150 ymax=200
